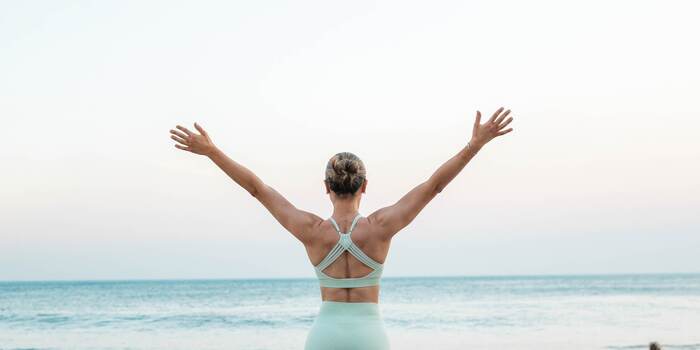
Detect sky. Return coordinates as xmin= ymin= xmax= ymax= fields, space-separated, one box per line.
xmin=1 ymin=0 xmax=698 ymax=281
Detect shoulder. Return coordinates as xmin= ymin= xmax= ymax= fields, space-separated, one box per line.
xmin=364 ymin=210 xmax=394 ymax=242
xmin=298 ymin=214 xmax=329 ymax=243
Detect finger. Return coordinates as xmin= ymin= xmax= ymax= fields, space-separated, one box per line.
xmin=194 ymin=122 xmax=208 ymax=136
xmin=496 ymin=128 xmax=513 ymax=136
xmin=175 ymin=144 xmax=192 ymax=152
xmin=494 ymin=109 xmax=510 ymax=126
xmin=171 ymin=134 xmax=189 ymax=145
xmin=488 ymin=107 xmax=504 ymax=123
xmin=176 ymin=125 xmax=194 ymax=136
xmin=474 ymin=110 xmax=481 ymax=128
xmin=170 ymin=129 xmax=188 ymax=139
xmin=498 ymin=116 xmax=513 ymax=130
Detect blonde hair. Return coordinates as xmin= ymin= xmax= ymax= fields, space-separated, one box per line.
xmin=324 ymin=152 xmax=366 ymax=197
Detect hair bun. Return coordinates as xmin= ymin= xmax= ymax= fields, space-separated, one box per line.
xmin=325 ymin=152 xmax=366 ymax=197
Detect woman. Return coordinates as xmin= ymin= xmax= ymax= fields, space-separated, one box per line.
xmin=169 ymin=107 xmax=514 ymax=349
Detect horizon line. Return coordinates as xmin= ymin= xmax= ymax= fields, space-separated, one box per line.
xmin=2 ymin=271 xmax=699 ymax=283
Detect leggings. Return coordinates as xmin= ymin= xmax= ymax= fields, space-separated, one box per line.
xmin=304 ymin=301 xmax=391 ymax=350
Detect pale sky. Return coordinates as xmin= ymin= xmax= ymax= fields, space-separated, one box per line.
xmin=1 ymin=0 xmax=699 ymax=281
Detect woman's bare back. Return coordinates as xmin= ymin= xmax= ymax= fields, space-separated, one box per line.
xmin=305 ymin=214 xmax=391 ymax=303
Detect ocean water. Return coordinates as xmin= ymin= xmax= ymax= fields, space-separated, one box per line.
xmin=1 ymin=274 xmax=699 ymax=350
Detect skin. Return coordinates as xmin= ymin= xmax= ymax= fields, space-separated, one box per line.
xmin=169 ymin=107 xmax=514 ymax=303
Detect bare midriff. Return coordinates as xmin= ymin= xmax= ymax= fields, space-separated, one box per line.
xmin=321 ymin=285 xmax=380 ymax=303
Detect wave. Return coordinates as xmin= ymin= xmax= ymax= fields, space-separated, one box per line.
xmin=0 ymin=312 xmax=311 ymax=330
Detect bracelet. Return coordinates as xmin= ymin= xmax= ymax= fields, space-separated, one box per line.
xmin=466 ymin=140 xmax=481 ymax=154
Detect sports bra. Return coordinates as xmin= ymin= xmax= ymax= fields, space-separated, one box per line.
xmin=313 ymin=213 xmax=384 ymax=288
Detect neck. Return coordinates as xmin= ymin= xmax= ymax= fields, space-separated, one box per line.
xmin=331 ymin=196 xmax=361 ymax=218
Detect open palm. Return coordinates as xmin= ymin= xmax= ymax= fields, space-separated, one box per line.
xmin=169 ymin=123 xmax=216 ymax=156
xmin=471 ymin=107 xmax=514 ymax=147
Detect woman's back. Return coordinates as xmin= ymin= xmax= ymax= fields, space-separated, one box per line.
xmin=305 ymin=213 xmax=392 ymax=303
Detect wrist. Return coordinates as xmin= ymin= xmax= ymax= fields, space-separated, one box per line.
xmin=458 ymin=140 xmax=481 ymax=161
xmin=205 ymin=145 xmax=222 ymax=158
xmin=468 ymin=138 xmax=485 ymax=151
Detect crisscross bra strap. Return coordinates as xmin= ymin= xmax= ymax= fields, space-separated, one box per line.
xmin=314 ymin=213 xmax=363 ymax=272
xmin=314 ymin=213 xmax=385 ymax=288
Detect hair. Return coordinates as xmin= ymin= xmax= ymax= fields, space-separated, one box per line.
xmin=650 ymin=343 xmax=662 ymax=350
xmin=324 ymin=152 xmax=366 ymax=197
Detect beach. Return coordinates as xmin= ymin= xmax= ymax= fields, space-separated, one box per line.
xmin=1 ymin=274 xmax=699 ymax=349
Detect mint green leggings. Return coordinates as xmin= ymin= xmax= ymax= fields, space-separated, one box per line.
xmin=304 ymin=301 xmax=391 ymax=350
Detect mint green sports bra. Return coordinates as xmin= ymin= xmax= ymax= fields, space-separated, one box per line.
xmin=313 ymin=213 xmax=384 ymax=288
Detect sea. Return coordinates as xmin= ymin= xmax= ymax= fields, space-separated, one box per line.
xmin=1 ymin=274 xmax=699 ymax=350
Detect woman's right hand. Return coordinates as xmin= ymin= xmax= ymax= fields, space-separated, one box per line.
xmin=169 ymin=123 xmax=217 ymax=156
xmin=470 ymin=107 xmax=514 ymax=148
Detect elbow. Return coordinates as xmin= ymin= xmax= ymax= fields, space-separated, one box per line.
xmin=249 ymin=185 xmax=262 ymax=198
xmin=249 ymin=182 xmax=268 ymax=198
xmin=426 ymin=177 xmax=444 ymax=195
xmin=432 ymin=182 xmax=445 ymax=194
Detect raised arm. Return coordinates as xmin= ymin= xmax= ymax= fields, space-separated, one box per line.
xmin=368 ymin=107 xmax=514 ymax=238
xmin=169 ymin=123 xmax=321 ymax=243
